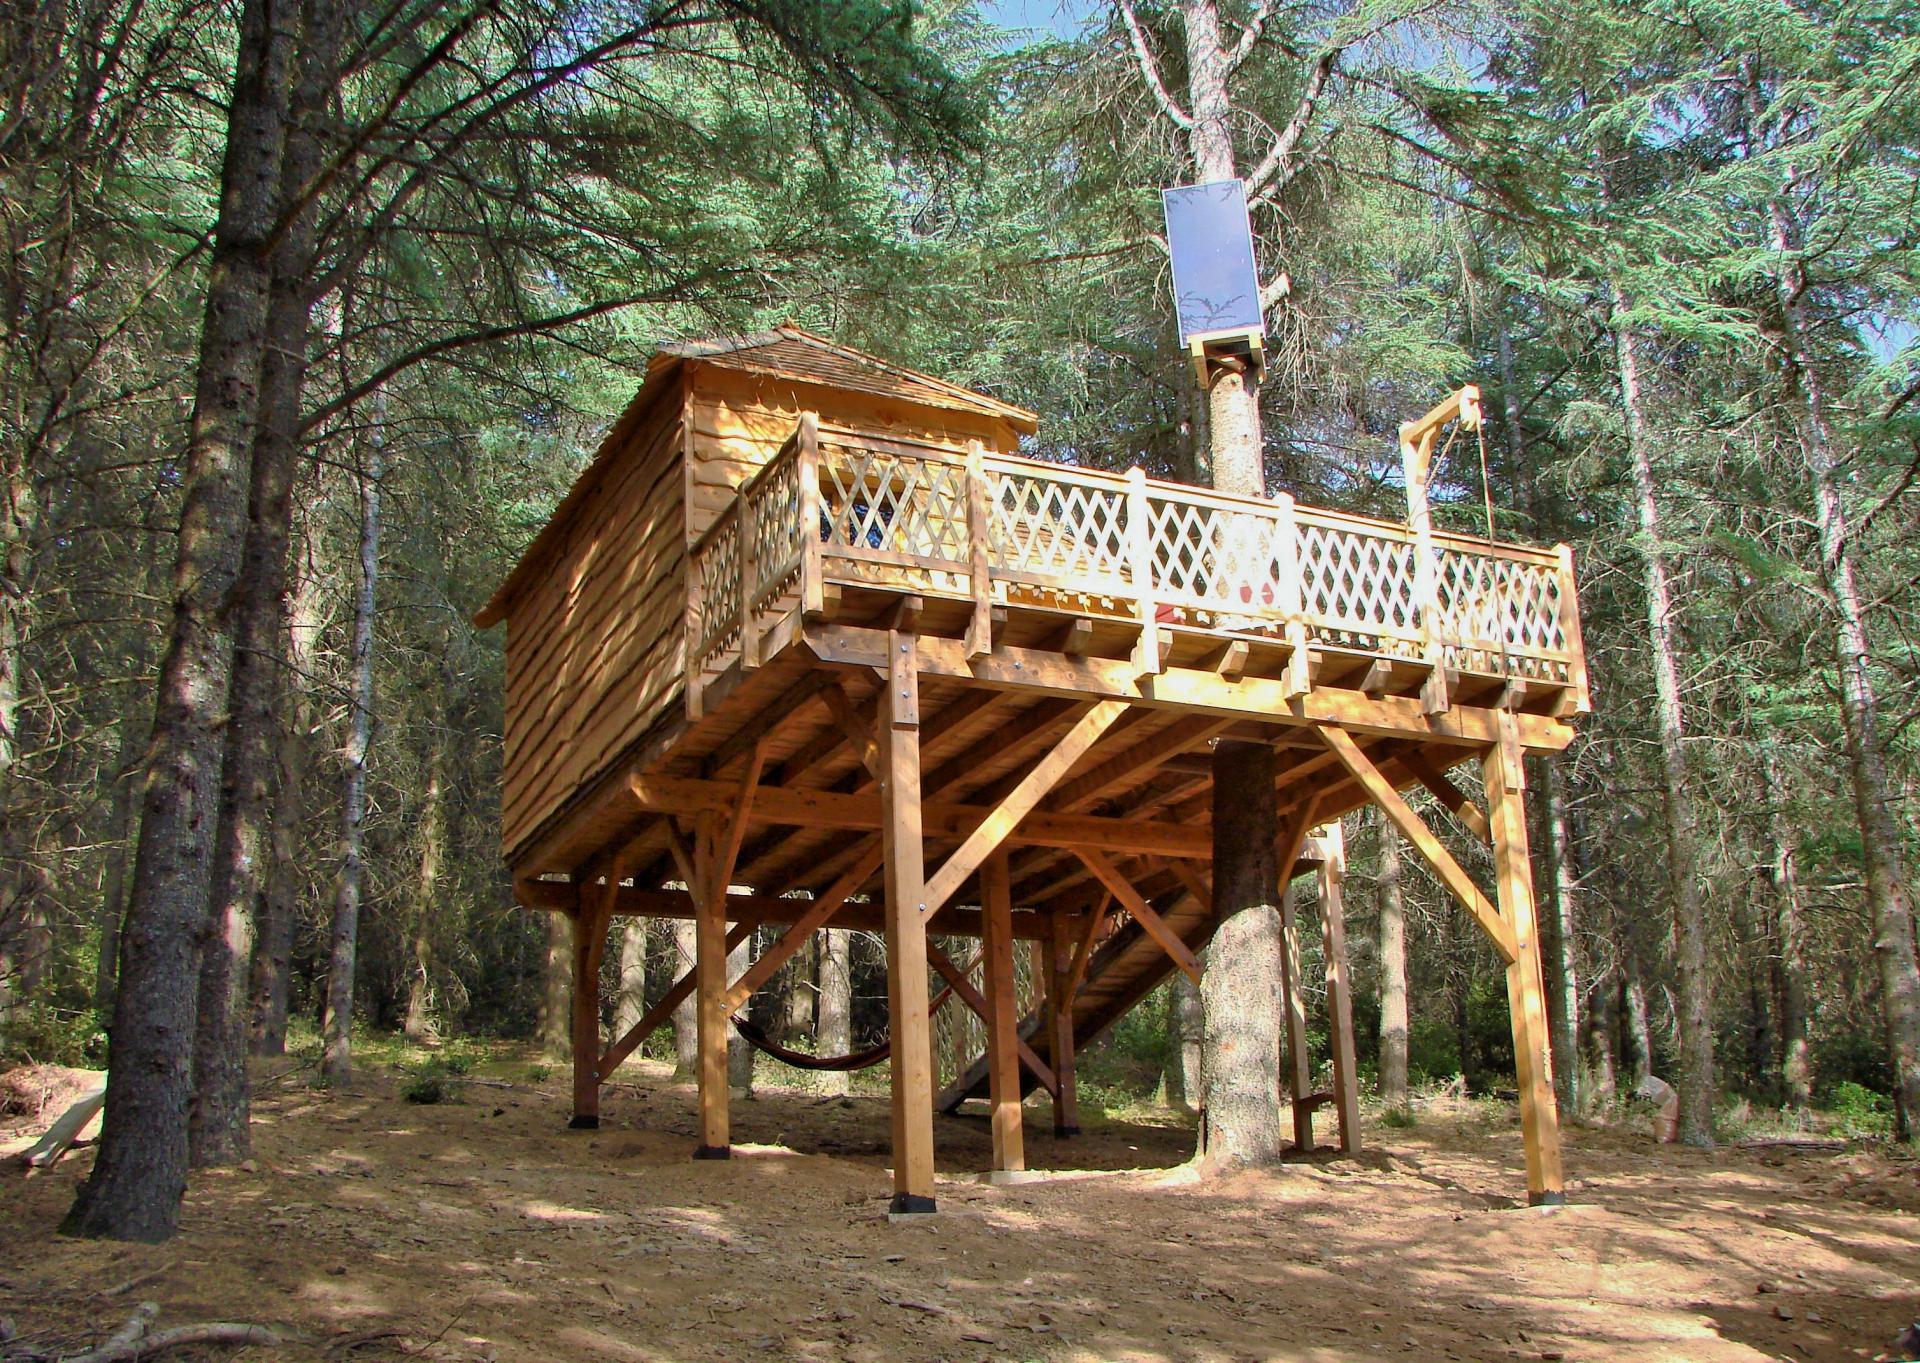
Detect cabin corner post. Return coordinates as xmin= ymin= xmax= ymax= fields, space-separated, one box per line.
xmin=693 ymin=809 xmax=731 ymax=1159
xmin=879 ymin=628 xmax=937 ymax=1216
xmin=569 ymin=883 xmax=613 ymax=1129
xmin=1483 ymin=716 xmax=1567 ymax=1204
xmin=980 ymin=847 xmax=1026 ymax=1176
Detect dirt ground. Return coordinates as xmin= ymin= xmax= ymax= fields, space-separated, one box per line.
xmin=4 ymin=1054 xmax=1918 ymax=1363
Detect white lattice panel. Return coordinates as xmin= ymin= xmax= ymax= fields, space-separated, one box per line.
xmin=745 ymin=449 xmax=804 ymax=611
xmin=986 ymin=471 xmax=1127 ymax=587
xmin=692 ymin=512 xmax=742 ymax=670
xmin=1145 ymin=496 xmax=1280 ymax=613
xmin=1435 ymin=550 xmax=1568 ymax=656
xmin=1297 ymin=522 xmax=1419 ymax=643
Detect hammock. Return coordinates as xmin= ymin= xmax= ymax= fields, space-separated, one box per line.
xmin=728 ymin=980 xmax=958 ymax=1073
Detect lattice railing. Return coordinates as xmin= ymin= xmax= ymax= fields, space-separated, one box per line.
xmin=686 ymin=413 xmax=1588 ymax=715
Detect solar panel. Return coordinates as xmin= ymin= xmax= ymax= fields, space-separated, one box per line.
xmin=1162 ymin=179 xmax=1264 ymax=346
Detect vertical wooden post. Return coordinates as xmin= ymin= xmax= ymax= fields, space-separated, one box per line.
xmin=1403 ymin=428 xmax=1449 ymax=714
xmin=965 ymin=442 xmax=992 ymax=658
xmin=879 ymin=628 xmax=936 ymax=1216
xmin=693 ymin=809 xmax=730 ymax=1158
xmin=1483 ymin=713 xmax=1567 ymax=1204
xmin=798 ymin=413 xmax=824 ymax=619
xmin=1045 ymin=913 xmax=1080 ymax=1137
xmin=1278 ymin=879 xmax=1314 ymax=1151
xmin=1555 ymin=543 xmax=1591 ymax=714
xmin=980 ymin=848 xmax=1025 ymax=1177
xmin=1315 ymin=821 xmax=1361 ymax=1154
xmin=1127 ymin=466 xmax=1161 ymax=676
xmin=739 ymin=484 xmax=761 ymax=669
xmin=569 ymin=886 xmax=612 ymax=1128
xmin=1274 ymin=493 xmax=1313 ymax=698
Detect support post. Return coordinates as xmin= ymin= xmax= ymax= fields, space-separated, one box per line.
xmin=1278 ymin=880 xmax=1313 ymax=1151
xmin=1484 ymin=714 xmax=1566 ymax=1205
xmin=880 ymin=628 xmax=937 ymax=1216
xmin=693 ymin=810 xmax=730 ymax=1158
xmin=1316 ymin=820 xmax=1361 ymax=1154
xmin=981 ymin=848 xmax=1026 ymax=1177
xmin=1044 ymin=914 xmax=1079 ymax=1137
xmin=569 ymin=887 xmax=612 ymax=1128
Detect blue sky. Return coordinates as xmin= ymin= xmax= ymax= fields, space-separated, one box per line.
xmin=977 ymin=0 xmax=1099 ymax=41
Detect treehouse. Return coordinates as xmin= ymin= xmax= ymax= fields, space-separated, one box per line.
xmin=474 ymin=325 xmax=1590 ymax=1215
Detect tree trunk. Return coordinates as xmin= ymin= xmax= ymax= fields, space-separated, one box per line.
xmin=538 ymin=911 xmax=571 ymax=1060
xmin=1763 ymin=751 xmax=1811 ymax=1108
xmin=93 ymin=704 xmax=149 ymax=1014
xmin=614 ymin=917 xmax=649 ymax=1045
xmin=1175 ymin=968 xmax=1204 ymax=1112
xmin=319 ymin=406 xmax=382 ymax=1087
xmin=1585 ymin=970 xmax=1617 ymax=1107
xmin=1611 ymin=287 xmax=1715 ymax=1145
xmin=61 ymin=0 xmax=295 ymax=1243
xmin=1623 ymin=972 xmax=1654 ymax=1090
xmin=669 ymin=918 xmax=697 ymax=1078
xmin=1538 ymin=761 xmax=1583 ymax=1117
xmin=1200 ymin=740 xmax=1282 ymax=1167
xmin=247 ymin=535 xmax=322 ymax=1054
xmin=191 ymin=0 xmax=345 ymax=1163
xmin=403 ymin=744 xmax=442 ymax=1045
xmin=726 ymin=935 xmax=753 ymax=1093
xmin=817 ymin=927 xmax=851 ymax=1096
xmin=1758 ymin=186 xmax=1920 ymax=1139
xmin=1376 ymin=817 xmax=1410 ymax=1111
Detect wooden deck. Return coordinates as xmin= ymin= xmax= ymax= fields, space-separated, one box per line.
xmin=484 ymin=353 xmax=1586 ymax=1216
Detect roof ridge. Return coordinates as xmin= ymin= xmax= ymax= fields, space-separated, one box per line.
xmin=766 ymin=322 xmax=1037 ymax=422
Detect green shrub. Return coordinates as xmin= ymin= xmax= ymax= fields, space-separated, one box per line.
xmin=1827 ymin=1081 xmax=1893 ymax=1139
xmin=0 ymin=1003 xmax=108 ymax=1068
xmin=1379 ymin=1105 xmax=1417 ymax=1129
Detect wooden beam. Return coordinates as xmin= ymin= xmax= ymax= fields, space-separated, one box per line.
xmin=821 ymin=682 xmax=882 ymax=780
xmin=628 ymin=772 xmax=1214 ymax=861
xmin=714 ymin=741 xmax=768 ymax=893
xmin=598 ymin=921 xmax=753 ymax=1077
xmin=1072 ymin=847 xmax=1201 ymax=984
xmin=1316 ymin=821 xmax=1361 ymax=1154
xmin=693 ymin=809 xmax=730 ymax=1158
xmin=880 ymin=628 xmax=936 ymax=1216
xmin=1060 ymin=895 xmax=1109 ymax=1005
xmin=703 ymin=671 xmax=839 ymax=777
xmin=920 ymin=699 xmax=1130 ymax=918
xmin=802 ymin=624 xmax=1577 ymax=751
xmin=1485 ymin=714 xmax=1566 ymax=1205
xmin=1047 ymin=714 xmax=1235 ymax=813
xmin=1315 ymin=724 xmax=1517 ymax=964
xmin=980 ymin=850 xmax=1027 ymax=1173
xmin=1400 ymin=748 xmax=1492 ymax=845
xmin=1043 ymin=915 xmax=1079 ymax=1136
xmin=1280 ymin=879 xmax=1313 ymax=1151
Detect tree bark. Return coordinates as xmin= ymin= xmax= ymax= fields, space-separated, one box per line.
xmin=62 ymin=0 xmax=295 ymax=1243
xmin=1175 ymin=968 xmax=1204 ymax=1112
xmin=614 ymin=917 xmax=649 ymax=1045
xmin=817 ymin=927 xmax=851 ymax=1096
xmin=1376 ymin=816 xmax=1410 ymax=1111
xmin=403 ymin=739 xmax=443 ymax=1044
xmin=247 ymin=533 xmax=322 ymax=1054
xmin=1611 ymin=287 xmax=1715 ymax=1145
xmin=1200 ymin=739 xmax=1282 ymax=1167
xmin=1538 ymin=760 xmax=1583 ymax=1117
xmin=319 ymin=403 xmax=382 ymax=1086
xmin=538 ymin=911 xmax=571 ymax=1060
xmin=669 ymin=918 xmax=697 ymax=1078
xmin=1584 ymin=970 xmax=1617 ymax=1107
xmin=726 ymin=935 xmax=753 ymax=1093
xmin=1758 ymin=183 xmax=1920 ymax=1139
xmin=1763 ymin=751 xmax=1811 ymax=1108
xmin=190 ymin=0 xmax=345 ymax=1163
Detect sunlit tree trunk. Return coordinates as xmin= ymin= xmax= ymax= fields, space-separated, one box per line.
xmin=670 ymin=918 xmax=697 ymax=1078
xmin=403 ymin=742 xmax=443 ymax=1044
xmin=1610 ymin=288 xmax=1714 ymax=1145
xmin=320 ymin=401 xmax=382 ymax=1086
xmin=614 ymin=917 xmax=649 ymax=1046
xmin=817 ymin=927 xmax=851 ymax=1096
xmin=538 ymin=911 xmax=571 ymax=1060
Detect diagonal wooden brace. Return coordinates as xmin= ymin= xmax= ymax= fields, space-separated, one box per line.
xmin=1072 ymin=847 xmax=1201 ymax=984
xmin=925 ymin=942 xmax=1058 ymax=1098
xmin=598 ymin=920 xmax=754 ymax=1077
xmin=920 ymin=699 xmax=1128 ymax=919
xmin=1316 ymin=724 xmax=1516 ymax=964
xmin=723 ymin=841 xmax=882 ymax=1014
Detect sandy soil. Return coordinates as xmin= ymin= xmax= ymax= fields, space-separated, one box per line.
xmin=4 ymin=1055 xmax=1918 ymax=1363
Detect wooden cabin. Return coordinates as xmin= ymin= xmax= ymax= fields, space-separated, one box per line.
xmin=475 ymin=325 xmax=1589 ymax=1217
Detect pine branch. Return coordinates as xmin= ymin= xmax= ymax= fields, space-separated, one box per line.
xmin=1117 ymin=0 xmax=1192 ymax=130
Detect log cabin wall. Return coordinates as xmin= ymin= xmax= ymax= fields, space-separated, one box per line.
xmin=497 ymin=384 xmax=686 ymax=855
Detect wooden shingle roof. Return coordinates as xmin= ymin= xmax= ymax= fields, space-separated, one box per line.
xmin=657 ymin=324 xmax=1038 ymax=431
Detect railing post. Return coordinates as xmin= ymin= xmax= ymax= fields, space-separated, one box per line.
xmin=1403 ymin=427 xmax=1449 ymax=714
xmin=739 ymin=479 xmax=760 ymax=669
xmin=965 ymin=441 xmax=992 ymax=658
xmin=1274 ymin=492 xmax=1311 ymax=698
xmin=1555 ymin=543 xmax=1592 ymax=716
xmin=798 ymin=413 xmax=824 ymax=620
xmin=1127 ymin=466 xmax=1161 ymax=676
xmin=685 ymin=545 xmax=705 ymax=720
